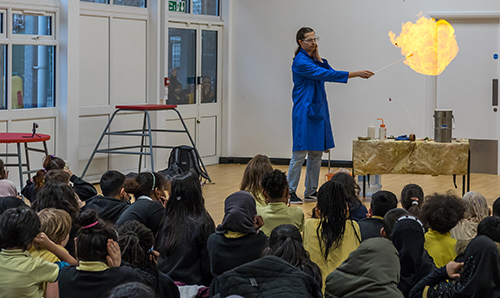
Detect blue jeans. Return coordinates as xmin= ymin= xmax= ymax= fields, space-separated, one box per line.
xmin=287 ymin=150 xmax=322 ymax=197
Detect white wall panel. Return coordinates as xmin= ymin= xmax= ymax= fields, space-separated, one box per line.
xmin=79 ymin=16 xmax=110 ymax=107
xmin=78 ymin=115 xmax=109 ymax=179
xmin=111 ymin=18 xmax=147 ymax=105
xmin=199 ymin=116 xmax=216 ymax=157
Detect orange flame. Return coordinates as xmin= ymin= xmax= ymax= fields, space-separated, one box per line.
xmin=389 ymin=16 xmax=459 ymax=76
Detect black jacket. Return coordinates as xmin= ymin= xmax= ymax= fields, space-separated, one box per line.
xmin=83 ymin=195 xmax=130 ymax=224
xmin=357 ymin=217 xmax=384 ymax=241
xmin=212 ymin=256 xmax=322 ymax=298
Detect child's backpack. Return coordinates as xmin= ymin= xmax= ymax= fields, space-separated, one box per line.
xmin=166 ymin=145 xmax=209 ymax=180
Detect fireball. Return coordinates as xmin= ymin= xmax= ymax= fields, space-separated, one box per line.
xmin=389 ymin=16 xmax=459 ymax=76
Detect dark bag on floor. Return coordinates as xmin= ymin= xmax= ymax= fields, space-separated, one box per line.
xmin=166 ymin=145 xmax=209 ymax=180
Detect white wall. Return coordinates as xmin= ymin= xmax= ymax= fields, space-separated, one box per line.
xmin=224 ymin=0 xmax=500 ymax=161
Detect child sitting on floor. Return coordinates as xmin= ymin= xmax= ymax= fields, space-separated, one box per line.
xmin=29 ymin=208 xmax=73 ymax=297
xmin=450 ymin=191 xmax=490 ymax=256
xmin=30 ymin=208 xmax=72 ymax=262
xmin=357 ymin=190 xmax=398 ymax=241
xmin=0 ymin=207 xmax=76 ymax=298
xmin=303 ymin=179 xmax=361 ymax=290
xmin=400 ymin=183 xmax=425 ymax=218
xmin=258 ymin=169 xmax=304 ymax=236
xmin=265 ymin=224 xmax=322 ymax=287
xmin=240 ymin=154 xmax=273 ymax=207
xmin=422 ymin=192 xmax=465 ymax=268
xmin=84 ymin=170 xmax=130 ymax=224
xmin=21 ymin=155 xmax=97 ymax=202
xmin=58 ymin=209 xmax=154 ymax=298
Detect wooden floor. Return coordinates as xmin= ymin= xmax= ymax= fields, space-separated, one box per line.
xmin=202 ymin=164 xmax=500 ymax=225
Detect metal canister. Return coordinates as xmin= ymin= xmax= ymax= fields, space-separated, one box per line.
xmin=434 ymin=109 xmax=453 ymax=143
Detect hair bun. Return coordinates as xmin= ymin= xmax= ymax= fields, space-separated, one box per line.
xmin=77 ymin=209 xmax=99 ymax=227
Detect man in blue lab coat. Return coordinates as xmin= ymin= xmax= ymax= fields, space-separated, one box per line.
xmin=288 ymin=27 xmax=374 ymax=204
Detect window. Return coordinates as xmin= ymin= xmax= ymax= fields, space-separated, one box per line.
xmin=169 ymin=0 xmax=219 ymax=16
xmin=193 ymin=0 xmax=218 ymax=16
xmin=80 ymin=0 xmax=146 ymax=8
xmin=13 ymin=14 xmax=52 ymax=35
xmin=0 ymin=10 xmax=57 ymax=110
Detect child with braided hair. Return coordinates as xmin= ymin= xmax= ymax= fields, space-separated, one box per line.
xmin=117 ymin=220 xmax=179 ymax=298
xmin=303 ymin=179 xmax=361 ymax=290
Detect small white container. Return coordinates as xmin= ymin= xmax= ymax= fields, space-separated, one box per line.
xmin=367 ymin=123 xmax=375 ymax=139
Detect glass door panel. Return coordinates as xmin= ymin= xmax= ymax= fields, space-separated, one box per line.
xmin=201 ymin=30 xmax=217 ymax=103
xmin=167 ymin=28 xmax=196 ymax=105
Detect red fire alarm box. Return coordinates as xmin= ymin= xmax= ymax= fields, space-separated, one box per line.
xmin=164 ymin=78 xmax=170 ymax=86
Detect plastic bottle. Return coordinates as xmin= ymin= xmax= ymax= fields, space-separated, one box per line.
xmin=377 ymin=118 xmax=386 ymax=140
xmin=367 ymin=123 xmax=375 ymax=139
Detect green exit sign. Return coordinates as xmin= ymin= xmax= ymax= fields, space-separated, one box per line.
xmin=169 ymin=1 xmax=185 ymax=12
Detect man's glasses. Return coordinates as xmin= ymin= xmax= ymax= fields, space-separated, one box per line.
xmin=302 ymin=36 xmax=320 ymax=43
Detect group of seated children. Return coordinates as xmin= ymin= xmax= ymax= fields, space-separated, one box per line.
xmin=3 ymin=153 xmax=500 ymax=298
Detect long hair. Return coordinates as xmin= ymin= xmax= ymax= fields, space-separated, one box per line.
xmin=118 ymin=220 xmax=154 ymax=271
xmin=294 ymin=27 xmax=314 ymax=57
xmin=155 ymin=172 xmax=212 ymax=256
xmin=401 ymin=184 xmax=424 ymax=219
xmin=330 ymin=172 xmax=362 ymax=210
xmin=266 ymin=224 xmax=322 ymax=286
xmin=316 ymin=180 xmax=349 ymax=260
xmin=240 ymin=154 xmax=273 ymax=205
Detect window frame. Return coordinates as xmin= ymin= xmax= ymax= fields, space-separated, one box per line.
xmin=0 ymin=5 xmax=58 ymax=115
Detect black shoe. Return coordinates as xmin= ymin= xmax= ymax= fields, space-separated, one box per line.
xmin=289 ymin=192 xmax=303 ymax=204
xmin=304 ymin=191 xmax=318 ymax=202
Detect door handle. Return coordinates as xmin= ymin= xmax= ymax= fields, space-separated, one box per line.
xmin=493 ymin=79 xmax=498 ymax=107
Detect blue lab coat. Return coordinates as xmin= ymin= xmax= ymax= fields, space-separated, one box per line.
xmin=291 ymin=49 xmax=349 ymax=152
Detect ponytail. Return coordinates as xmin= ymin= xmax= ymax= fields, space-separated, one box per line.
xmin=294 ymin=27 xmax=314 ymax=57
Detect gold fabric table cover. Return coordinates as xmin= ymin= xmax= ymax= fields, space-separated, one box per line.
xmin=353 ymin=139 xmax=469 ymax=176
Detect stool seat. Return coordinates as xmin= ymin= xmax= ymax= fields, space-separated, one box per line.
xmin=0 ymin=132 xmax=50 ymax=188
xmin=115 ymin=104 xmax=177 ymax=111
xmin=0 ymin=133 xmax=50 ymax=143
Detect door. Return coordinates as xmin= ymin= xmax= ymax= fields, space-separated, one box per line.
xmin=434 ymin=17 xmax=500 ymax=173
xmin=165 ymin=23 xmax=221 ymax=165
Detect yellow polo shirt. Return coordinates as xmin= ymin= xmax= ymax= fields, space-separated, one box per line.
xmin=303 ymin=218 xmax=361 ymax=290
xmin=257 ymin=202 xmax=304 ymax=236
xmin=0 ymin=249 xmax=59 ymax=298
xmin=424 ymin=229 xmax=457 ymax=268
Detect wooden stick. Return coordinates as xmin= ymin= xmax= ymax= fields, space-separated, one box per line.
xmin=375 ymin=54 xmax=413 ymax=73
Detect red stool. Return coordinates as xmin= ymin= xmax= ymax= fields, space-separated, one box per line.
xmin=0 ymin=132 xmax=50 ymax=188
xmin=81 ymin=104 xmax=211 ymax=181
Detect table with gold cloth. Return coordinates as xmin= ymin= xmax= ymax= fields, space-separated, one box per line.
xmin=352 ymin=139 xmax=470 ymax=195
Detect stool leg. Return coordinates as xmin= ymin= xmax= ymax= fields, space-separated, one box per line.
xmin=17 ymin=143 xmax=23 ymax=189
xmin=138 ymin=112 xmax=147 ymax=172
xmin=173 ymin=108 xmax=211 ymax=182
xmin=24 ymin=143 xmax=31 ymax=180
xmin=145 ymin=111 xmax=154 ymax=172
xmin=82 ymin=109 xmax=121 ymax=178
